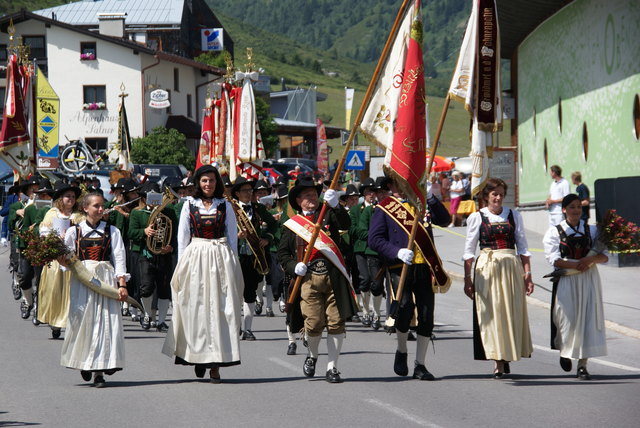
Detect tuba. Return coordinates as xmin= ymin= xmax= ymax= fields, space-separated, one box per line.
xmin=146 ymin=187 xmax=177 ymax=255
xmin=229 ymin=198 xmax=270 ymax=275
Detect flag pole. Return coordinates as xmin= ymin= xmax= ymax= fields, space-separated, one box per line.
xmin=286 ymin=0 xmax=413 ymax=311
xmin=389 ymin=93 xmax=451 ymax=317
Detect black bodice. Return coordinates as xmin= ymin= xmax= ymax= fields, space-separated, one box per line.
xmin=557 ymin=222 xmax=592 ymax=260
xmin=76 ymin=223 xmax=112 ymax=261
xmin=479 ymin=209 xmax=516 ymax=251
xmin=188 ymin=200 xmax=226 ymax=239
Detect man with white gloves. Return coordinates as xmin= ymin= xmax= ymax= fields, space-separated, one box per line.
xmin=277 ymin=177 xmax=358 ymax=383
xmin=368 ymin=176 xmax=439 ymax=381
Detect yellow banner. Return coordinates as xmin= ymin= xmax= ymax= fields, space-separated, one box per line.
xmin=36 ymin=66 xmax=60 ymax=160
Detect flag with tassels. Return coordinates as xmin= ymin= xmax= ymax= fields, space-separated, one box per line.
xmin=360 ymin=0 xmax=427 ymax=210
xmin=116 ymin=93 xmax=134 ymax=171
xmin=196 ymin=106 xmax=213 ymax=170
xmin=234 ymin=70 xmax=265 ymax=179
xmin=0 ymin=54 xmax=33 ymax=178
xmin=449 ymin=0 xmax=502 ymax=197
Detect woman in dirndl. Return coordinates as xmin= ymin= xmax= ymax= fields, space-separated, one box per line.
xmin=61 ymin=192 xmax=129 ymax=387
xmin=543 ymin=194 xmax=607 ymax=380
xmin=162 ymin=165 xmax=244 ymax=383
xmin=37 ymin=182 xmax=83 ymax=339
xmin=463 ymin=177 xmax=534 ymax=378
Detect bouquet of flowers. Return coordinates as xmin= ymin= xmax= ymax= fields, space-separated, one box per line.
xmin=600 ymin=209 xmax=640 ymax=253
xmin=82 ymin=102 xmax=106 ymax=110
xmin=19 ymin=230 xmax=69 ymax=267
xmin=80 ymin=53 xmax=96 ymax=60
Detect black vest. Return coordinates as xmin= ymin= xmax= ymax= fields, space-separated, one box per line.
xmin=479 ymin=209 xmax=516 ymax=251
xmin=557 ymin=222 xmax=592 ymax=260
xmin=76 ymin=222 xmax=112 ymax=261
xmin=188 ymin=200 xmax=226 ymax=239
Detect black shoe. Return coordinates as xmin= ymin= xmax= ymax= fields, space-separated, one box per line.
xmin=265 ymin=308 xmax=274 ymax=317
xmin=325 ymin=368 xmax=343 ymax=383
xmin=194 ymin=365 xmax=206 ymax=378
xmin=351 ymin=314 xmax=360 ymax=323
xmin=140 ymin=316 xmax=151 ymax=330
xmin=242 ymin=330 xmax=256 ymax=341
xmin=93 ymin=374 xmax=106 ymax=388
xmin=287 ymin=342 xmax=297 ymax=355
xmin=81 ymin=370 xmax=92 ymax=382
xmin=303 ymin=357 xmax=317 ymax=377
xmin=20 ymin=303 xmax=33 ymax=320
xmin=385 ymin=326 xmax=396 ymax=334
xmin=121 ymin=306 xmax=130 ymax=317
xmin=156 ymin=322 xmax=169 ymax=332
xmin=362 ymin=314 xmax=371 ymax=327
xmin=413 ymin=364 xmax=435 ymax=380
xmin=51 ymin=328 xmax=61 ymax=339
xmin=493 ymin=369 xmax=504 ymax=380
xmin=394 ymin=350 xmax=409 ymax=376
xmin=32 ymin=317 xmax=41 ymax=326
xmin=372 ymin=317 xmax=381 ymax=331
xmin=577 ymin=366 xmax=591 ymax=380
xmin=503 ymin=361 xmax=511 ymax=374
xmin=560 ymin=357 xmax=572 ymax=372
xmin=407 ymin=331 xmax=416 ymax=341
xmin=255 ymin=302 xmax=263 ymax=315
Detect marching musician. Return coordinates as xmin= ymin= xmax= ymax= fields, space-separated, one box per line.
xmin=353 ymin=178 xmax=386 ymax=331
xmin=253 ymin=179 xmax=276 ymax=317
xmin=277 ymin=177 xmax=358 ymax=383
xmin=230 ymin=177 xmax=278 ymax=340
xmin=9 ymin=176 xmax=40 ymax=320
xmin=368 ymin=175 xmax=450 ymax=381
xmin=128 ymin=181 xmax=177 ymax=332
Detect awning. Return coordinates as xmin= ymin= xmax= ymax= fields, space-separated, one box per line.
xmin=166 ymin=115 xmax=200 ymax=139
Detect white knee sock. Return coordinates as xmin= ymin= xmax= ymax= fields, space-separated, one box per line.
xmin=256 ymin=281 xmax=264 ymax=303
xmin=362 ymin=291 xmax=371 ymax=315
xmin=327 ymin=334 xmax=344 ymax=371
xmin=307 ymin=334 xmax=321 ymax=359
xmin=286 ymin=325 xmax=296 ymax=344
xmin=578 ymin=358 xmax=588 ymax=368
xmin=396 ymin=331 xmax=409 ymax=353
xmin=243 ymin=302 xmax=255 ymax=330
xmin=372 ymin=295 xmax=382 ymax=318
xmin=157 ymin=299 xmax=170 ymax=324
xmin=142 ymin=296 xmax=154 ymax=320
xmin=415 ymin=334 xmax=430 ymax=366
xmin=265 ymin=285 xmax=273 ymax=310
xmin=23 ymin=287 xmax=33 ymax=305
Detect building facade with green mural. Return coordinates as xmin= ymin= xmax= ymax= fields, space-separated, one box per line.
xmin=512 ymin=0 xmax=640 ymax=232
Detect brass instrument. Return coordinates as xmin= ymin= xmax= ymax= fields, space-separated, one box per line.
xmin=229 ymin=198 xmax=269 ymax=275
xmin=146 ymin=187 xmax=177 ymax=255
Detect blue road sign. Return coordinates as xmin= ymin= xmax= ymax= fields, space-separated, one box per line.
xmin=345 ymin=150 xmax=366 ymax=170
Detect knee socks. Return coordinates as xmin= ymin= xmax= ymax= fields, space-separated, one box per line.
xmin=372 ymin=295 xmax=382 ymax=318
xmin=243 ymin=302 xmax=255 ymax=331
xmin=142 ymin=296 xmax=155 ymax=321
xmin=265 ymin=285 xmax=273 ymax=311
xmin=415 ymin=334 xmax=430 ymax=366
xmin=286 ymin=324 xmax=296 ymax=344
xmin=157 ymin=299 xmax=170 ymax=324
xmin=23 ymin=287 xmax=33 ymax=306
xmin=396 ymin=331 xmax=408 ymax=353
xmin=327 ymin=333 xmax=344 ymax=371
xmin=362 ymin=291 xmax=371 ymax=315
xmin=306 ymin=334 xmax=321 ymax=359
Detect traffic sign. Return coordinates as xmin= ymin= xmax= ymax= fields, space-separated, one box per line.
xmin=345 ymin=150 xmax=366 ymax=170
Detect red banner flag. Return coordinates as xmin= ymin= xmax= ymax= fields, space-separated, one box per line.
xmin=196 ymin=107 xmax=213 ymax=170
xmin=387 ymin=0 xmax=427 ymax=210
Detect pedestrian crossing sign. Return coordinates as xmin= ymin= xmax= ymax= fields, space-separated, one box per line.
xmin=345 ymin=150 xmax=365 ymax=170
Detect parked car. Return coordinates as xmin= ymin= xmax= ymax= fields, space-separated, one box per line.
xmin=270 ymin=162 xmax=314 ymax=180
xmin=277 ymin=158 xmax=318 ymax=171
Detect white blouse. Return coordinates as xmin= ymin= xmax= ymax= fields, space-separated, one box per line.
xmin=177 ymin=197 xmax=238 ymax=259
xmin=463 ymin=207 xmax=531 ymax=260
xmin=64 ymin=220 xmax=129 ymax=280
xmin=543 ymin=220 xmax=603 ymax=265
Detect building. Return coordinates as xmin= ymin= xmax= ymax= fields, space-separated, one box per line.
xmin=497 ymin=0 xmax=640 ymax=233
xmin=0 ymin=1 xmax=229 ymax=160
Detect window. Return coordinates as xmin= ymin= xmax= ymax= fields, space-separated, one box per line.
xmin=80 ymin=42 xmax=97 ymax=60
xmin=166 ymin=89 xmax=172 ymax=114
xmin=23 ymin=36 xmax=46 ymax=58
xmin=173 ymin=68 xmax=179 ymax=92
xmin=558 ymin=98 xmax=563 ymax=134
xmin=634 ymin=94 xmax=640 ymax=140
xmin=582 ymin=122 xmax=589 ymax=161
xmin=543 ymin=138 xmax=548 ymax=172
xmin=85 ymin=137 xmax=108 ymax=152
xmin=83 ymin=85 xmax=106 ymax=104
xmin=187 ymin=94 xmax=192 ymax=118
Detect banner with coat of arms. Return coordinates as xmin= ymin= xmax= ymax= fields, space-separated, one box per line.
xmin=35 ymin=66 xmax=60 ymax=170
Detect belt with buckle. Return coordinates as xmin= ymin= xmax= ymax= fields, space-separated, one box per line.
xmin=308 ymin=258 xmax=329 ymax=275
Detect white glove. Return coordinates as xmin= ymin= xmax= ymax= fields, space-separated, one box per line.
xmin=397 ymin=248 xmax=414 ymax=265
xmin=323 ymin=189 xmax=339 ymax=208
xmin=294 ymin=262 xmax=308 ymax=276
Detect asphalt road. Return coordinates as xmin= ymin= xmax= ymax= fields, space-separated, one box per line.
xmin=1 ymin=247 xmax=639 ymax=428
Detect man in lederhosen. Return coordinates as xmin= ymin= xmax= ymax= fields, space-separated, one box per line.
xmin=368 ymin=176 xmax=451 ymax=380
xmin=277 ymin=177 xmax=358 ymax=383
xmin=231 ymin=177 xmax=278 ymax=340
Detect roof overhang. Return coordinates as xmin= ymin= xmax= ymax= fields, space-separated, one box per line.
xmin=274 ymin=118 xmax=343 ymax=139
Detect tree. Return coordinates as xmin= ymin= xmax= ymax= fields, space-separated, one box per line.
xmin=254 ymin=97 xmax=279 ymax=158
xmin=194 ymin=50 xmax=230 ymax=68
xmin=131 ymin=127 xmax=195 ymax=169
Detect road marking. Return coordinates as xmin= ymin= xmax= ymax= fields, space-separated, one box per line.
xmin=364 ymin=398 xmax=444 ymax=428
xmin=532 ymin=344 xmax=640 ymax=372
xmin=268 ymin=357 xmax=300 ymax=373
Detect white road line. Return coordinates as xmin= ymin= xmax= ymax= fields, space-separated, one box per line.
xmin=268 ymin=357 xmax=301 ymax=373
xmin=364 ymin=398 xmax=444 ymax=428
xmin=532 ymin=344 xmax=640 ymax=372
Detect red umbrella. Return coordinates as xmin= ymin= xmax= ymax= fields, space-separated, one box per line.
xmin=426 ymin=155 xmax=454 ymax=172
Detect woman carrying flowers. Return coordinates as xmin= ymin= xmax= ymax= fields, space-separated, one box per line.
xmin=37 ymin=182 xmax=84 ymax=339
xmin=543 ymin=194 xmax=608 ymax=380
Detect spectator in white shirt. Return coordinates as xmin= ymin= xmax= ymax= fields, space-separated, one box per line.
xmin=545 ymin=165 xmax=570 ymax=226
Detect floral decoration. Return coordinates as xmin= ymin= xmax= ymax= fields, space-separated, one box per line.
xmin=600 ymin=209 xmax=640 ymax=253
xmin=82 ymin=102 xmax=106 ymax=110
xmin=18 ymin=230 xmax=69 ymax=267
xmin=80 ymin=53 xmax=96 ymax=60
